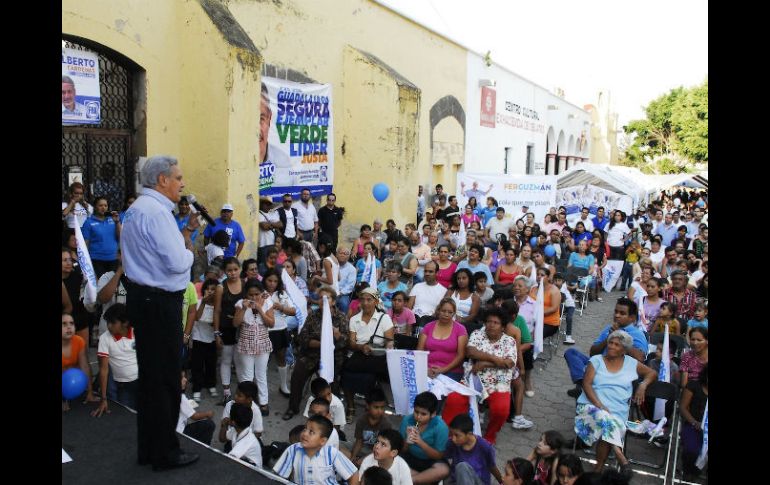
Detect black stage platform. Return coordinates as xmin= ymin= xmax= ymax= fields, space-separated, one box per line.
xmin=62 ymin=399 xmax=291 ymax=485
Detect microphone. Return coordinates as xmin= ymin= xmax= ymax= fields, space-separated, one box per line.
xmin=185 ymin=194 xmax=216 ymax=226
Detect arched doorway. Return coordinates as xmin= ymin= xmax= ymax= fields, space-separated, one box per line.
xmin=62 ymin=37 xmax=145 ymax=211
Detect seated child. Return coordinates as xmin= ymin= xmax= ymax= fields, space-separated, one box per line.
xmin=273 ymin=415 xmax=359 ymax=485
xmin=227 ymin=402 xmax=262 ymax=467
xmin=93 ymin=303 xmax=138 ymax=417
xmin=553 ymin=273 xmax=576 ymax=345
xmin=357 ymin=429 xmax=411 ymax=485
xmin=303 ymin=377 xmax=347 ymax=433
xmin=219 ymin=381 xmax=263 ymax=451
xmin=444 ymin=414 xmax=501 ymax=485
xmin=177 ymin=372 xmax=215 ymax=445
xmin=350 ymin=388 xmax=393 ymax=465
xmin=262 ymin=424 xmax=304 ymax=469
xmin=361 ymin=466 xmax=394 ymax=485
xmin=687 ymin=301 xmax=708 ymax=332
xmin=308 ymin=397 xmax=341 ymax=449
xmin=399 ymin=392 xmax=450 ymax=485
xmin=474 ymin=273 xmax=494 ymax=306
xmin=388 ymin=291 xmax=416 ymax=336
xmin=651 ymin=302 xmax=680 ymax=335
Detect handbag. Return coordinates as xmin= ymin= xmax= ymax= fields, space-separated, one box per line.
xmin=345 ymin=313 xmax=388 ymax=373
xmin=394 ymin=333 xmax=419 ymax=350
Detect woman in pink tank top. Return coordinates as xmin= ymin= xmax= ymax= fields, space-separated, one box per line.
xmin=417 ymin=298 xmax=468 ymax=381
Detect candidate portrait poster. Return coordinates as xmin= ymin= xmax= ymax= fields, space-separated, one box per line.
xmin=556 ymin=184 xmax=633 ymax=217
xmin=457 ymin=173 xmax=557 ymax=223
xmin=259 ymin=77 xmax=334 ymax=200
xmin=62 ymin=47 xmax=101 ymax=125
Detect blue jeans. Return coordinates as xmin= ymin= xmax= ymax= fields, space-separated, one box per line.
xmin=564 ymin=348 xmax=590 ymax=384
xmin=564 ymin=306 xmax=575 ymax=335
xmin=336 ymin=295 xmax=351 ymax=315
xmin=116 ymin=379 xmax=139 ymax=409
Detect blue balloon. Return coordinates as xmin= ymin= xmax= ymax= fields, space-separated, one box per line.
xmin=530 ymin=236 xmax=538 ymax=247
xmin=62 ymin=368 xmax=88 ymax=400
xmin=372 ymin=183 xmax=390 ymax=203
xmin=544 ymin=245 xmax=556 ymax=258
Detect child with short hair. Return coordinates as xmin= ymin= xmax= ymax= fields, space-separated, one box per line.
xmin=552 ymin=273 xmax=576 ymax=345
xmin=361 ymin=466 xmax=394 ymax=485
xmin=350 ymin=388 xmax=393 ymax=465
xmin=357 ymin=429 xmax=412 ymax=485
xmin=219 ymin=381 xmax=263 ymax=450
xmin=92 ymin=303 xmax=138 ymax=417
xmin=227 ymin=402 xmax=262 ymax=467
xmin=474 ymin=273 xmax=494 ymax=306
xmin=527 ymin=431 xmax=565 ymax=485
xmin=303 ymin=377 xmax=347 ymax=431
xmin=177 ymin=372 xmax=215 ymax=445
xmin=273 ymin=415 xmax=360 ymax=485
xmin=308 ymin=397 xmax=341 ymax=449
xmin=687 ymin=301 xmax=708 ymax=331
xmin=388 ymin=291 xmax=416 ymax=336
xmin=444 ymin=414 xmax=501 ymax=485
xmin=399 ymin=392 xmax=450 ymax=484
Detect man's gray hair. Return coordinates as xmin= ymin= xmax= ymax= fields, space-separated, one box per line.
xmin=513 ymin=275 xmax=532 ymax=288
xmin=62 ymin=75 xmax=75 ymax=86
xmin=141 ymin=155 xmax=178 ymax=188
xmin=608 ymin=330 xmax=633 ymax=351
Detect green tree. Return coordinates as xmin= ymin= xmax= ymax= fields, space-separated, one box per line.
xmin=620 ymin=80 xmax=707 ymax=172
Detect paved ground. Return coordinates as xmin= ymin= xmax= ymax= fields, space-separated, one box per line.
xmin=86 ymin=289 xmax=705 ymax=483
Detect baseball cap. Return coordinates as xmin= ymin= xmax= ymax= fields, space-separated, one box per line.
xmin=221 ymin=203 xmax=234 ymax=211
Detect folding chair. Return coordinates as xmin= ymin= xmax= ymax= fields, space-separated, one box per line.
xmin=623 ymin=380 xmax=681 ymax=481
xmin=536 ymin=294 xmax=567 ymax=370
xmin=564 ymin=267 xmax=590 ymax=316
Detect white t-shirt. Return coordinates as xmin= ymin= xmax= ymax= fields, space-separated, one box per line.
xmin=293 ymin=201 xmax=319 ymax=232
xmin=270 ymin=292 xmax=291 ymax=331
xmin=227 ymin=427 xmax=263 ymax=467
xmin=222 ymin=400 xmax=264 ymax=434
xmin=206 ymin=243 xmax=225 ymax=265
xmin=559 ymin=282 xmax=575 ymax=308
xmin=485 ymin=217 xmax=512 ymax=240
xmin=358 ymin=454 xmax=413 ymax=485
xmin=303 ymin=394 xmax=347 ymax=428
xmin=649 ymin=248 xmax=666 ymax=267
xmin=349 ymin=310 xmax=394 ymax=346
xmin=606 ymin=222 xmax=631 ymax=247
xmin=97 ymin=328 xmax=138 ymax=382
xmin=62 ymin=201 xmax=93 ymax=228
xmin=409 ymin=282 xmax=448 ymax=317
xmin=259 ymin=210 xmax=279 ymax=247
xmin=192 ymin=303 xmax=215 ymax=343
xmin=96 ymin=271 xmax=127 ymax=335
xmin=176 ymin=395 xmax=196 ymax=433
xmin=282 ymin=208 xmax=297 ymax=238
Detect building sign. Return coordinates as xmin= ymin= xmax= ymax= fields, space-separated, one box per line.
xmin=260 ymin=77 xmax=335 ymax=200
xmin=480 ymin=86 xmax=496 ymax=128
xmin=497 ymin=99 xmax=545 ymax=133
xmin=62 ymin=47 xmax=101 ymax=125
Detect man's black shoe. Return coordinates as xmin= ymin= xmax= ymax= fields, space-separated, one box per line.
xmin=567 ymin=386 xmax=582 ymax=398
xmin=152 ymin=452 xmax=200 ymax=471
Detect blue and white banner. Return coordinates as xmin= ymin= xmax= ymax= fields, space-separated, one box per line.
xmin=282 ymin=268 xmax=307 ymax=331
xmin=387 ymin=350 xmax=429 ymax=415
xmin=260 ymin=77 xmax=334 ymax=200
xmin=367 ymin=254 xmax=378 ymax=289
xmin=533 ymin=278 xmax=544 ymax=359
xmin=696 ymin=400 xmax=708 ymax=469
xmin=653 ymin=326 xmax=670 ymax=420
xmin=62 ymin=47 xmax=101 ymax=125
xmin=319 ymin=296 xmax=335 ymax=384
xmin=602 ymin=260 xmax=625 ymax=293
xmin=456 ymin=173 xmax=557 ymax=224
xmin=74 ymin=219 xmax=97 ymax=307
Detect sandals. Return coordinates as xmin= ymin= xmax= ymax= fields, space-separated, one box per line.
xmin=282 ymin=409 xmax=296 ymax=421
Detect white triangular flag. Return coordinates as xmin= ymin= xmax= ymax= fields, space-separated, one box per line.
xmin=367 ymin=254 xmax=378 ymax=289
xmin=74 ymin=220 xmax=97 ymax=307
xmin=319 ymin=295 xmax=335 ymax=384
xmin=281 ymin=268 xmax=307 ymax=332
xmin=533 ymin=278 xmax=544 ymax=359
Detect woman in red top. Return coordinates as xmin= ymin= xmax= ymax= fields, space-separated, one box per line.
xmin=62 ymin=313 xmax=96 ymax=410
xmin=495 ymin=245 xmax=521 ymax=289
xmin=435 ymin=244 xmax=457 ymax=288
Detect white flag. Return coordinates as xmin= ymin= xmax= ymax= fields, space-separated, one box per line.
xmin=281 ymin=268 xmax=307 ymax=332
xmin=602 ymin=260 xmax=625 ymax=293
xmin=363 ymin=254 xmax=373 ymax=282
xmin=458 ymin=216 xmax=467 ymax=247
xmin=387 ymin=349 xmax=429 ymax=415
xmin=533 ymin=278 xmax=544 ymax=359
xmin=653 ymin=325 xmax=670 ymax=420
xmin=74 ymin=220 xmax=97 ymax=307
xmin=319 ymin=295 xmax=335 ymax=384
xmin=367 ymin=254 xmax=378 ymax=289
xmin=696 ymin=399 xmax=708 ymax=469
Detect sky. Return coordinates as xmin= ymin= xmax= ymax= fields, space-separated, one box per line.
xmin=377 ymin=0 xmax=708 ymax=126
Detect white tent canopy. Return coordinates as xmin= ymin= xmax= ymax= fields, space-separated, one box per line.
xmin=557 ymin=164 xmax=649 ymax=208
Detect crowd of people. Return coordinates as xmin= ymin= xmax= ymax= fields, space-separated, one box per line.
xmin=62 ymin=175 xmax=708 ymax=483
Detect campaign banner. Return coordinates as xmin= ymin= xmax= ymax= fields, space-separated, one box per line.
xmin=386 ymin=350 xmax=429 ymax=416
xmin=62 ymin=47 xmax=101 ymax=125
xmin=260 ymin=77 xmax=334 ymax=200
xmin=457 ymin=173 xmax=557 ymax=223
xmin=602 ymin=260 xmax=625 ymax=292
xmin=557 ymin=184 xmax=633 ymax=218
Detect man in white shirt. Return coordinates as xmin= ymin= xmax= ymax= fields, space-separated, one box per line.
xmin=650 ymin=209 xmax=664 ymax=233
xmin=258 ymin=197 xmax=281 ymax=263
xmin=568 ymin=207 xmax=594 ymax=232
xmin=407 ymin=262 xmax=447 ymax=326
xmin=337 ymin=247 xmax=357 ymax=314
xmin=485 ymin=208 xmax=513 ymax=245
xmin=293 ymin=188 xmax=319 ymax=243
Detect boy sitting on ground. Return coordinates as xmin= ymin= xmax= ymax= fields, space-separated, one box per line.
xmin=219 ymin=381 xmax=263 ymax=452
xmin=444 ymin=414 xmax=501 ymax=485
xmin=399 ymin=392 xmax=450 ymax=484
xmin=349 ymin=388 xmax=393 ymax=465
xmin=308 ymin=397 xmax=341 ymax=449
xmin=227 ymin=402 xmax=262 ymax=467
xmin=357 ymin=429 xmax=413 ymax=485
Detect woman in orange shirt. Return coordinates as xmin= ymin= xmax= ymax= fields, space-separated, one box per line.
xmin=62 ymin=313 xmax=96 ymax=410
xmin=530 ymin=267 xmax=562 ymax=340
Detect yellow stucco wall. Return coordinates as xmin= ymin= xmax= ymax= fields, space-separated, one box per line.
xmin=63 ymin=0 xmax=263 ymax=255
xmin=227 ymin=0 xmax=467 ymax=246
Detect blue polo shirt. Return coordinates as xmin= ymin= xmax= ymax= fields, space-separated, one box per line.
xmin=592 ymin=216 xmax=609 ymax=232
xmin=593 ymin=324 xmax=648 ymax=356
xmin=203 ymin=218 xmax=245 ymax=258
xmin=81 ymin=215 xmax=119 ymax=261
